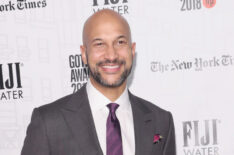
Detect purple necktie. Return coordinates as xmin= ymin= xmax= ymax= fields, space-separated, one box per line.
xmin=106 ymin=103 xmax=123 ymax=155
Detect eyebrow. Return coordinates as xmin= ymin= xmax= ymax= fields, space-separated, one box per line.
xmin=91 ymin=35 xmax=128 ymax=43
xmin=116 ymin=35 xmax=127 ymax=40
xmin=91 ymin=38 xmax=102 ymax=43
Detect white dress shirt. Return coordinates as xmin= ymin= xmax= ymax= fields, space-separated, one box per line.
xmin=86 ymin=80 xmax=135 ymax=155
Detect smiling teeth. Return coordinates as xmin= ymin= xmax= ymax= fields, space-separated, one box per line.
xmin=102 ymin=65 xmax=119 ymax=69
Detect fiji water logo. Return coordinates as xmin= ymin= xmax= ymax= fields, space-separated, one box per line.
xmin=93 ymin=0 xmax=128 ymax=6
xmin=180 ymin=0 xmax=216 ymax=11
xmin=0 ymin=63 xmax=22 ymax=90
xmin=182 ymin=119 xmax=220 ymax=155
xmin=92 ymin=0 xmax=129 ymax=15
xmin=0 ymin=62 xmax=23 ymax=101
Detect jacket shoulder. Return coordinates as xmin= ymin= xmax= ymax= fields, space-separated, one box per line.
xmin=36 ymin=85 xmax=87 ymax=114
xmin=38 ymin=93 xmax=73 ymax=111
xmin=129 ymin=92 xmax=171 ymax=116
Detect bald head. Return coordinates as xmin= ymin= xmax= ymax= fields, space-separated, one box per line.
xmin=80 ymin=9 xmax=136 ymax=91
xmin=82 ymin=9 xmax=132 ymax=46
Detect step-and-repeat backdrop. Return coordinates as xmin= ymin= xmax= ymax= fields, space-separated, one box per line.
xmin=0 ymin=0 xmax=234 ymax=155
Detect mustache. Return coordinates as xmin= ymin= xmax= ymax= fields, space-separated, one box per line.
xmin=97 ymin=59 xmax=126 ymax=66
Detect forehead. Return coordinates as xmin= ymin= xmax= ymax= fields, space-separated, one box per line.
xmin=93 ymin=21 xmax=127 ymax=37
xmin=84 ymin=13 xmax=130 ymax=42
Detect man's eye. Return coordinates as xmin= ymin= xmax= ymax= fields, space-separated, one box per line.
xmin=118 ymin=40 xmax=127 ymax=45
xmin=95 ymin=42 xmax=103 ymax=46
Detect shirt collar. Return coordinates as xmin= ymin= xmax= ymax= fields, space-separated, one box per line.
xmin=86 ymin=79 xmax=131 ymax=112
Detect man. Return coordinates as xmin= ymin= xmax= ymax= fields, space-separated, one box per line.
xmin=21 ymin=9 xmax=176 ymax=155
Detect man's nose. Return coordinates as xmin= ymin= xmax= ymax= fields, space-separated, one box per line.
xmin=104 ymin=45 xmax=118 ymax=61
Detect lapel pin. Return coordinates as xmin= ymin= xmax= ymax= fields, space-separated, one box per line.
xmin=153 ymin=134 xmax=163 ymax=144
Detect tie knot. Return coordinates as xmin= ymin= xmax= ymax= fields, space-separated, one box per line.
xmin=107 ymin=103 xmax=119 ymax=113
xmin=107 ymin=103 xmax=119 ymax=121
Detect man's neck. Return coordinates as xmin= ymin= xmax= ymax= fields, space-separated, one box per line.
xmin=89 ymin=78 xmax=127 ymax=102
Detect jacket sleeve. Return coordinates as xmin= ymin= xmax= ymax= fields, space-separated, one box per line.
xmin=163 ymin=112 xmax=176 ymax=155
xmin=21 ymin=108 xmax=50 ymax=155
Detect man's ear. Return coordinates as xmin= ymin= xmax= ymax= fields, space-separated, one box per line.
xmin=80 ymin=45 xmax=87 ymax=65
xmin=131 ymin=42 xmax=136 ymax=58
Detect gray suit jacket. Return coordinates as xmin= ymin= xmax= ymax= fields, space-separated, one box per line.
xmin=21 ymin=85 xmax=176 ymax=155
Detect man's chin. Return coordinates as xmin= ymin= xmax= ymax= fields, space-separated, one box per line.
xmin=97 ymin=79 xmax=125 ymax=88
xmin=89 ymin=66 xmax=130 ymax=88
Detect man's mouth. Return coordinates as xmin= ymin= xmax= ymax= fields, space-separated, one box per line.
xmin=100 ymin=64 xmax=121 ymax=73
xmin=102 ymin=65 xmax=120 ymax=69
xmin=97 ymin=59 xmax=125 ymax=73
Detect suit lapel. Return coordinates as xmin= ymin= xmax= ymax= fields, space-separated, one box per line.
xmin=59 ymin=86 xmax=158 ymax=155
xmin=129 ymin=92 xmax=156 ymax=155
xmin=60 ymin=86 xmax=103 ymax=155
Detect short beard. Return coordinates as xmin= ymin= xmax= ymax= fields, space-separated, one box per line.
xmin=87 ymin=59 xmax=132 ymax=88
